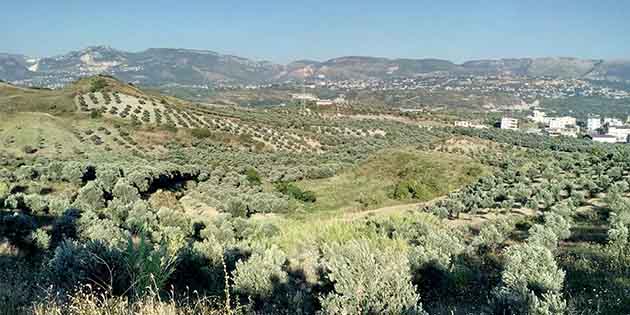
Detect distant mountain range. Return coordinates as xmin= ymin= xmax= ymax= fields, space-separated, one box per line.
xmin=1 ymin=46 xmax=629 ymax=87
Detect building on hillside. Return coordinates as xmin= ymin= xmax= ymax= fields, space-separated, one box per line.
xmin=316 ymin=99 xmax=334 ymax=106
xmin=399 ymin=108 xmax=424 ymax=113
xmin=548 ymin=127 xmax=579 ymax=138
xmin=548 ymin=116 xmax=577 ymax=130
xmin=529 ymin=110 xmax=547 ymax=123
xmin=500 ymin=117 xmax=519 ymax=130
xmin=607 ymin=126 xmax=630 ymax=143
xmin=455 ymin=120 xmax=472 ymax=128
xmin=525 ymin=128 xmax=543 ymax=134
xmin=591 ymin=134 xmax=618 ymax=143
xmin=291 ymin=93 xmax=318 ymax=101
xmin=455 ymin=120 xmax=488 ymax=129
xmin=604 ymin=117 xmax=624 ymax=127
xmin=333 ymin=96 xmax=348 ymax=105
xmin=587 ymin=117 xmax=602 ymax=132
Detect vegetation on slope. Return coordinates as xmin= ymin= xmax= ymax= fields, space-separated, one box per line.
xmin=296 ymin=149 xmax=486 ymax=216
xmin=1 ymin=75 xmax=630 ymax=314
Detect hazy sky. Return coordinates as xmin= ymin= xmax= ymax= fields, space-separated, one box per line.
xmin=1 ymin=0 xmax=628 ymax=63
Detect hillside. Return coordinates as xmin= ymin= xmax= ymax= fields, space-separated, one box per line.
xmin=2 ymin=46 xmax=630 ymax=87
xmin=1 ymin=73 xmax=630 ymax=314
xmin=0 ymin=75 xmax=404 ymax=157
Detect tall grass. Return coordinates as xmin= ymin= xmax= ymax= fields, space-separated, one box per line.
xmin=31 ymin=287 xmax=242 ymax=315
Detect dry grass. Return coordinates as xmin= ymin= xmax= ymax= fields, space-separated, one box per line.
xmin=295 ymin=148 xmax=487 ymax=217
xmin=30 ymin=289 xmax=239 ymax=315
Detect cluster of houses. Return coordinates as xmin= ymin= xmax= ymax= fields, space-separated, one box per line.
xmin=496 ymin=112 xmax=580 ymax=138
xmin=456 ymin=109 xmax=630 ymax=144
xmin=588 ymin=117 xmax=630 ymax=143
xmin=525 ymin=110 xmax=580 ymax=138
xmin=290 ymin=93 xmax=347 ymax=106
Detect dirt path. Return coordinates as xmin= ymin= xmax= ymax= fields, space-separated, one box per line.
xmin=338 ymin=196 xmax=538 ymax=229
xmin=340 ymin=202 xmax=424 ymax=221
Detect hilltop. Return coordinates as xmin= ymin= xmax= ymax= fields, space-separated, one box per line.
xmin=0 ymin=75 xmax=402 ymax=159
xmin=2 ymin=46 xmax=629 ymax=87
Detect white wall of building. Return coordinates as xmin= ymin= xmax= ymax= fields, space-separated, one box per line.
xmin=592 ymin=136 xmax=618 ymax=143
xmin=501 ymin=117 xmax=518 ymax=130
xmin=548 ymin=116 xmax=577 ymax=130
xmin=607 ymin=126 xmax=630 ymax=142
xmin=604 ymin=117 xmax=624 ymax=127
xmin=587 ymin=117 xmax=602 ymax=132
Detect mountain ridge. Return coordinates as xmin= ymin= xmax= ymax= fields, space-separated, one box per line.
xmin=1 ymin=46 xmax=629 ymax=86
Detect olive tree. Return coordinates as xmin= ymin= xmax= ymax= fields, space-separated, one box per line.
xmin=73 ymin=181 xmax=105 ymax=211
xmin=320 ymin=240 xmax=427 ymax=315
xmin=493 ymin=243 xmax=566 ymax=314
xmin=233 ymin=245 xmax=288 ymax=301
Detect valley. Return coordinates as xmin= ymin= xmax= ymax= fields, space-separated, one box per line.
xmin=1 ymin=73 xmax=629 ymax=314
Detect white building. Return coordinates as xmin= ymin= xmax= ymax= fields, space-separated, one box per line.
xmin=604 ymin=117 xmax=624 ymax=127
xmin=592 ymin=135 xmax=618 ymax=143
xmin=455 ymin=121 xmax=472 ymax=128
xmin=548 ymin=116 xmax=577 ymax=130
xmin=587 ymin=117 xmax=602 ymax=132
xmin=529 ymin=110 xmax=547 ymax=123
xmin=548 ymin=127 xmax=579 ymax=138
xmin=316 ymin=99 xmax=334 ymax=106
xmin=607 ymin=126 xmax=630 ymax=142
xmin=291 ymin=93 xmax=318 ymax=101
xmin=500 ymin=117 xmax=519 ymax=130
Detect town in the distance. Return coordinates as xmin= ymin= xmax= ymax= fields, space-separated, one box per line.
xmin=460 ymin=110 xmax=630 ymax=143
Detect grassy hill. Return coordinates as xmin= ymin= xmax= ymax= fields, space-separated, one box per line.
xmin=295 ymin=148 xmax=487 ymax=217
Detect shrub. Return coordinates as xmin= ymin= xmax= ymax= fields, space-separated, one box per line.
xmin=62 ymin=162 xmax=86 ymax=184
xmin=96 ymin=165 xmax=122 ymax=192
xmin=73 ymin=181 xmax=105 ymax=211
xmin=191 ymin=128 xmax=212 ymax=139
xmin=24 ymin=193 xmax=49 ymax=214
xmin=0 ymin=181 xmax=8 ymax=200
xmin=112 ymin=178 xmax=141 ymax=205
xmin=4 ymin=193 xmax=25 ymax=209
xmin=248 ymin=192 xmax=289 ymax=214
xmin=320 ymin=240 xmax=427 ymax=315
xmin=233 ymin=246 xmax=288 ymax=301
xmin=15 ymin=165 xmax=38 ymax=180
xmin=223 ymin=197 xmax=248 ymax=217
xmin=48 ymin=197 xmax=71 ymax=216
xmin=527 ymin=291 xmax=567 ymax=315
xmin=493 ymin=243 xmax=565 ymax=314
xmin=125 ymin=200 xmax=158 ymax=234
xmin=127 ymin=170 xmax=152 ymax=193
xmin=22 ymin=145 xmax=38 ymax=154
xmin=157 ymin=207 xmax=190 ymax=230
xmin=471 ymin=218 xmax=514 ymax=251
xmin=90 ymin=78 xmax=107 ymax=92
xmin=80 ymin=217 xmax=128 ymax=248
xmin=244 ymin=168 xmax=262 ymax=185
xmin=408 ymin=227 xmax=465 ymax=272
xmin=542 ymin=212 xmax=571 ymax=240
xmin=275 ymin=182 xmax=316 ymax=203
xmin=47 ymin=240 xmax=129 ymax=293
xmin=527 ymin=224 xmax=559 ymax=250
xmin=32 ymin=228 xmax=51 ymax=250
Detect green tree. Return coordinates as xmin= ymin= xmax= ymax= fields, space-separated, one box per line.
xmin=73 ymin=181 xmax=105 ymax=211
xmin=494 ymin=243 xmax=565 ymax=314
xmin=233 ymin=246 xmax=288 ymax=301
xmin=320 ymin=240 xmax=427 ymax=315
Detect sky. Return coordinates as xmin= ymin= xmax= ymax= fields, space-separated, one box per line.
xmin=1 ymin=0 xmax=628 ymax=64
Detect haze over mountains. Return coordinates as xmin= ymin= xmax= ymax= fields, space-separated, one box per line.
xmin=1 ymin=46 xmax=629 ymax=87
